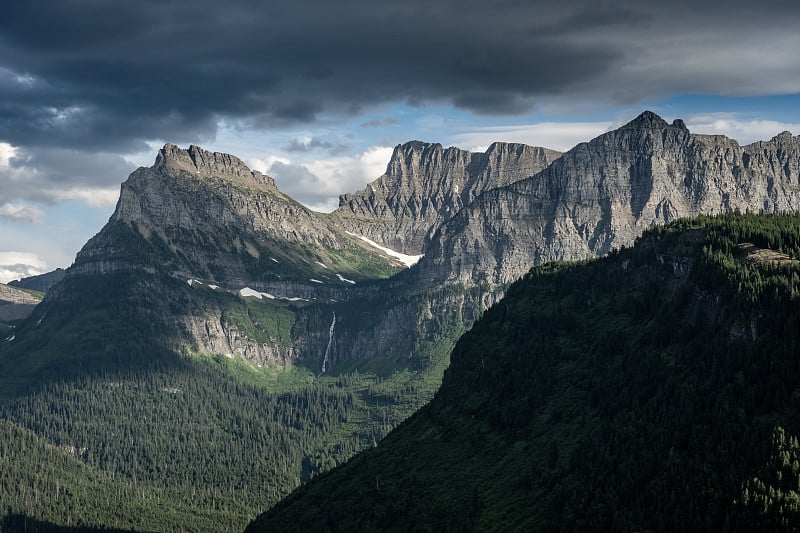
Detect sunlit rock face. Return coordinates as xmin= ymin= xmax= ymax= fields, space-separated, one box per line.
xmin=333 ymin=141 xmax=561 ymax=254
xmin=416 ymin=111 xmax=800 ymax=286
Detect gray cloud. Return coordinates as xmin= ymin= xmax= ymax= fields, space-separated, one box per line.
xmin=361 ymin=118 xmax=399 ymax=128
xmin=0 ymin=251 xmax=48 ymax=283
xmin=267 ymin=161 xmax=335 ymax=210
xmin=0 ymin=0 xmax=797 ymax=156
xmin=284 ymin=136 xmax=350 ymax=155
xmin=0 ymin=203 xmax=45 ymax=224
xmin=1 ymin=147 xmax=134 ymax=206
xmin=267 ymin=145 xmax=393 ymax=211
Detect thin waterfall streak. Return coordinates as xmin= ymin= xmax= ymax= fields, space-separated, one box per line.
xmin=320 ymin=312 xmax=336 ymax=375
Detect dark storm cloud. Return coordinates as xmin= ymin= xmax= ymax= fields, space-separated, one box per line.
xmin=0 ymin=0 xmax=799 ymax=154
xmin=0 ymin=146 xmax=134 ymax=206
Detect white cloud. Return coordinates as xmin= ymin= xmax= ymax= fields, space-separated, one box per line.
xmin=0 ymin=203 xmax=45 ymax=224
xmin=684 ymin=114 xmax=800 ymax=145
xmin=265 ymin=146 xmax=393 ymax=212
xmin=0 ymin=142 xmax=16 ymax=167
xmin=0 ymin=144 xmax=133 ymax=207
xmin=247 ymin=154 xmax=291 ymax=174
xmin=46 ymin=187 xmax=120 ymax=208
xmin=0 ymin=251 xmax=48 ymax=284
xmin=449 ymin=122 xmax=613 ymax=153
xmin=305 ymin=146 xmax=393 ymax=191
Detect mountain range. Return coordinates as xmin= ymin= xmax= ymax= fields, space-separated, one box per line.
xmin=1 ymin=111 xmax=799 ymax=531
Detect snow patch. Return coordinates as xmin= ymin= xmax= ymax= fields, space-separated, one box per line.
xmin=310 ymin=279 xmax=323 ymax=284
xmin=208 ymin=284 xmax=219 ymax=290
xmin=5 ymin=335 xmax=15 ymax=343
xmin=336 ymin=273 xmax=356 ymax=284
xmin=345 ymin=231 xmax=424 ymax=267
xmin=270 ymin=257 xmax=279 ymax=263
xmin=315 ymin=261 xmax=329 ymax=269
xmin=239 ymin=287 xmax=276 ymax=299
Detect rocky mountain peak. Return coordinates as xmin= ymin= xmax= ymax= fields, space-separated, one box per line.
xmin=772 ymin=131 xmax=796 ymax=143
xmin=156 ymin=143 xmax=276 ymax=189
xmin=623 ymin=110 xmax=672 ymax=130
xmin=383 ymin=141 xmax=467 ymax=182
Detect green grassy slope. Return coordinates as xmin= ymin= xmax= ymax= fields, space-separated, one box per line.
xmin=250 ymin=213 xmax=800 ymax=532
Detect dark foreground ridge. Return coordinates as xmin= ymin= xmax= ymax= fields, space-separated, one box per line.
xmin=250 ymin=213 xmax=800 ymax=532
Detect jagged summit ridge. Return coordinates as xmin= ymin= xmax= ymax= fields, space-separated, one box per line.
xmin=76 ymin=143 xmax=409 ymax=288
xmin=333 ymin=140 xmax=561 ymax=253
xmin=415 ymin=111 xmax=800 ymax=286
xmin=156 ymin=143 xmax=277 ymax=189
xmin=621 ymin=109 xmax=671 ymax=130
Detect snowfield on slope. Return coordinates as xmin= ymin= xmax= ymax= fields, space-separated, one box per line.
xmin=345 ymin=232 xmax=423 ymax=267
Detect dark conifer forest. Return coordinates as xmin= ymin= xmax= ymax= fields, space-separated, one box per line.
xmin=250 ymin=213 xmax=800 ymax=532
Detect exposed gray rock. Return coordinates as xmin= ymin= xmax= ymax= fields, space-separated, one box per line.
xmin=332 ymin=141 xmax=560 ymax=253
xmin=0 ymin=283 xmax=41 ymax=323
xmin=74 ymin=144 xmax=405 ymax=287
xmin=416 ymin=111 xmax=800 ymax=286
xmin=184 ymin=313 xmax=297 ymax=366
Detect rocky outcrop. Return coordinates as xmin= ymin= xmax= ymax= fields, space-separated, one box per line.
xmin=0 ymin=283 xmax=41 ymax=323
xmin=332 ymin=141 xmax=561 ymax=253
xmin=184 ymin=313 xmax=297 ymax=366
xmin=415 ymin=111 xmax=800 ymax=286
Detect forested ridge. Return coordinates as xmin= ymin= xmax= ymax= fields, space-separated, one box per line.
xmin=0 ymin=267 xmax=475 ymax=530
xmin=250 ymin=213 xmax=800 ymax=532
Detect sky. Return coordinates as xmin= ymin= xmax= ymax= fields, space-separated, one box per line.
xmin=2 ymin=0 xmax=800 ymax=283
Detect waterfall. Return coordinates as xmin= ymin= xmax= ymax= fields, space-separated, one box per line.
xmin=320 ymin=312 xmax=336 ymax=375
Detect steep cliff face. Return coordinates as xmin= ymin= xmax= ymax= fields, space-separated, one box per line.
xmin=416 ymin=111 xmax=800 ymax=286
xmin=73 ymin=144 xmax=404 ymax=290
xmin=332 ymin=141 xmax=561 ymax=253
